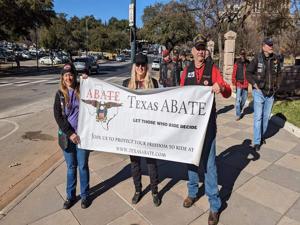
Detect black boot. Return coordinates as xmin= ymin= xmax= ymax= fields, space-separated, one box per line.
xmin=131 ymin=191 xmax=142 ymax=204
xmin=254 ymin=144 xmax=260 ymax=151
xmin=63 ymin=199 xmax=75 ymax=209
xmin=81 ymin=198 xmax=90 ymax=209
xmin=152 ymin=193 xmax=161 ymax=207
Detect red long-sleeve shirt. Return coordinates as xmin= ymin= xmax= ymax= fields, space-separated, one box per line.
xmin=231 ymin=63 xmax=249 ymax=89
xmin=180 ymin=64 xmax=232 ymax=98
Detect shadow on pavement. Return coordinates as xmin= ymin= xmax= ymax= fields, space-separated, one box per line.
xmin=217 ymin=104 xmax=234 ymax=115
xmin=157 ymin=161 xmax=188 ymax=200
xmin=88 ymin=164 xmax=131 ymax=204
xmin=217 ymin=139 xmax=260 ymax=212
xmin=242 ymin=100 xmax=254 ymax=116
xmin=264 ymin=113 xmax=286 ymax=140
xmin=87 ymin=138 xmax=261 ymax=208
xmin=87 ymin=159 xmax=188 ymax=206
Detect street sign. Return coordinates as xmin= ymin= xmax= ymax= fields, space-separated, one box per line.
xmin=129 ymin=3 xmax=134 ymax=27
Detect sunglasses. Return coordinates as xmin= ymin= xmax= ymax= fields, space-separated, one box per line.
xmin=195 ymin=45 xmax=206 ymax=51
xmin=136 ymin=63 xmax=146 ymax=67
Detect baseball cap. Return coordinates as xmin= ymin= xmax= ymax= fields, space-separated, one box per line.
xmin=61 ymin=63 xmax=76 ymax=75
xmin=193 ymin=34 xmax=207 ymax=50
xmin=263 ymin=37 xmax=273 ymax=47
xmin=135 ymin=53 xmax=148 ymax=65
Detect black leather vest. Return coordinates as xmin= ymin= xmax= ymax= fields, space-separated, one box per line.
xmin=256 ymin=53 xmax=280 ymax=95
xmin=184 ymin=61 xmax=216 ymax=169
xmin=184 ymin=61 xmax=213 ymax=86
xmin=236 ymin=61 xmax=245 ymax=82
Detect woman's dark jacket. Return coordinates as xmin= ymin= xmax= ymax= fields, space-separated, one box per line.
xmin=53 ymin=91 xmax=75 ymax=138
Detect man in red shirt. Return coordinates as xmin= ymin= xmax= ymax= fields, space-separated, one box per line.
xmin=232 ymin=49 xmax=250 ymax=120
xmin=180 ymin=34 xmax=231 ymax=225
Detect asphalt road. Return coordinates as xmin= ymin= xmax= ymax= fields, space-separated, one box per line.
xmin=0 ymin=61 xmax=132 ymax=113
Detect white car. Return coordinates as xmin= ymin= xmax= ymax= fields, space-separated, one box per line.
xmin=39 ymin=56 xmax=62 ymax=65
xmin=151 ymin=58 xmax=160 ymax=70
xmin=116 ymin=54 xmax=125 ymax=62
xmin=22 ymin=51 xmax=32 ymax=59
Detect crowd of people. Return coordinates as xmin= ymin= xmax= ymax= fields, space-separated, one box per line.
xmin=53 ymin=34 xmax=281 ymax=225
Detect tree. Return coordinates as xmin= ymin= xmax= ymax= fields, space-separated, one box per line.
xmin=0 ymin=0 xmax=55 ymax=40
xmin=141 ymin=2 xmax=197 ymax=49
xmin=255 ymin=0 xmax=293 ymax=36
xmin=40 ymin=14 xmax=69 ymax=51
xmin=181 ymin=0 xmax=254 ymax=67
xmin=39 ymin=15 xmax=130 ymax=54
xmin=106 ymin=17 xmax=130 ymax=52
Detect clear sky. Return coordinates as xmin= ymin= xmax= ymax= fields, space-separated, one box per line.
xmin=53 ymin=0 xmax=171 ymax=27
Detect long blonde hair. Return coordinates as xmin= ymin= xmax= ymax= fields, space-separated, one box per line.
xmin=128 ymin=64 xmax=154 ymax=90
xmin=59 ymin=71 xmax=80 ymax=107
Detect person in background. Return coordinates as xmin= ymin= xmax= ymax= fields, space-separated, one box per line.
xmin=179 ymin=51 xmax=191 ymax=71
xmin=53 ymin=63 xmax=90 ymax=210
xmin=172 ymin=49 xmax=182 ymax=86
xmin=205 ymin=49 xmax=213 ymax=64
xmin=159 ymin=49 xmax=175 ymax=87
xmin=246 ymin=37 xmax=282 ymax=151
xmin=15 ymin=53 xmax=20 ymax=69
xmin=180 ymin=34 xmax=231 ymax=225
xmin=122 ymin=53 xmax=161 ymax=207
xmin=232 ymin=49 xmax=250 ymax=121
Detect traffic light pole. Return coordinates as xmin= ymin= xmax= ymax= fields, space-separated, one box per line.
xmin=129 ymin=0 xmax=136 ymax=63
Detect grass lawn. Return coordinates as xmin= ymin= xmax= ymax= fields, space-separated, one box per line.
xmin=272 ymin=100 xmax=300 ymax=127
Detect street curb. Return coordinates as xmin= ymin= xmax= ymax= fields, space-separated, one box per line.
xmin=0 ymin=154 xmax=64 ymax=219
xmin=231 ymin=92 xmax=300 ymax=138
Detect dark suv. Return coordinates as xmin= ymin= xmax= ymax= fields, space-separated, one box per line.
xmin=73 ymin=57 xmax=100 ymax=74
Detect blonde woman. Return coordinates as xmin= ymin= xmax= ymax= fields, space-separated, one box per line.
xmin=122 ymin=53 xmax=161 ymax=207
xmin=53 ymin=63 xmax=90 ymax=209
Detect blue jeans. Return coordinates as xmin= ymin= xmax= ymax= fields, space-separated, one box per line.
xmin=235 ymin=87 xmax=248 ymax=117
xmin=252 ymin=89 xmax=274 ymax=145
xmin=63 ymin=142 xmax=90 ymax=200
xmin=187 ymin=137 xmax=221 ymax=213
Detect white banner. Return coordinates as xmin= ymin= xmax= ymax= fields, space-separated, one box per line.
xmin=78 ymin=77 xmax=213 ymax=165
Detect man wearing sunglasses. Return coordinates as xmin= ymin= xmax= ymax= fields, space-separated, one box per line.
xmin=180 ymin=34 xmax=231 ymax=225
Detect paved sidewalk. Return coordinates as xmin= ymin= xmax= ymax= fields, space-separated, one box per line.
xmin=0 ymin=95 xmax=299 ymax=225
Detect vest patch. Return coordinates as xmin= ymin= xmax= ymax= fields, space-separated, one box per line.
xmin=187 ymin=72 xmax=195 ymax=78
xmin=257 ymin=63 xmax=263 ymax=73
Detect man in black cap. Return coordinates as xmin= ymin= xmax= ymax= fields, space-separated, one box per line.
xmin=246 ymin=37 xmax=281 ymax=151
xmin=180 ymin=34 xmax=232 ymax=225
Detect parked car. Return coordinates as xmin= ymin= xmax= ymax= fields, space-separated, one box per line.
xmin=151 ymin=58 xmax=160 ymax=71
xmin=0 ymin=50 xmax=15 ymax=62
xmin=73 ymin=57 xmax=100 ymax=74
xmin=39 ymin=56 xmax=62 ymax=65
xmin=21 ymin=51 xmax=32 ymax=60
xmin=116 ymin=54 xmax=126 ymax=62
